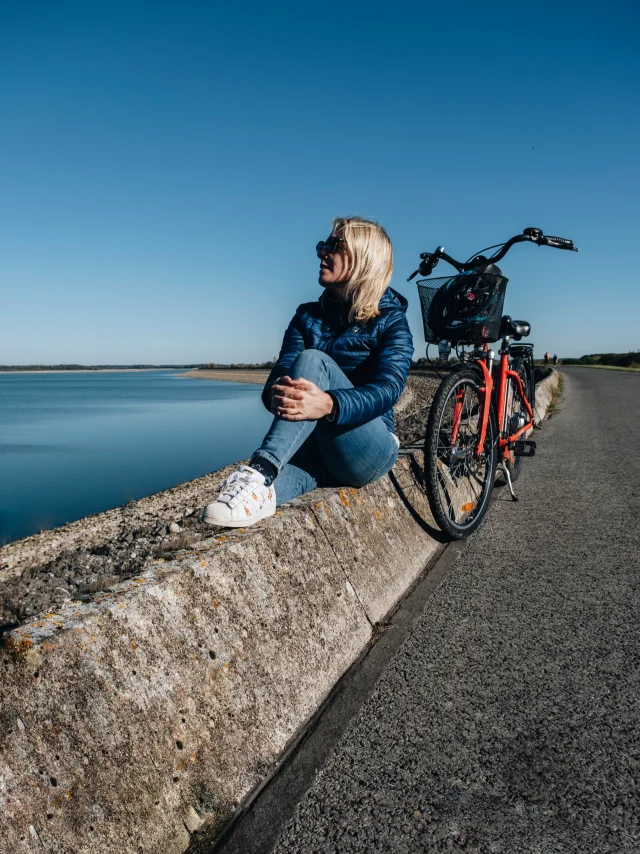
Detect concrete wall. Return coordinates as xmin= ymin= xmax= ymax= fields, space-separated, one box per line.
xmin=0 ymin=371 xmax=559 ymax=854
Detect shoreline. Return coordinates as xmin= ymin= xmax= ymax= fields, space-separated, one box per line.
xmin=0 ymin=373 xmax=439 ymax=622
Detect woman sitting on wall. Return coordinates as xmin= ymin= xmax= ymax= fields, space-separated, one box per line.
xmin=202 ymin=216 xmax=414 ymax=527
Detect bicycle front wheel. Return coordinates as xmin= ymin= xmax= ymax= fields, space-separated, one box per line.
xmin=425 ymin=369 xmax=497 ymax=539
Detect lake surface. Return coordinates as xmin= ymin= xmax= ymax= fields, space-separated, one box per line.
xmin=0 ymin=371 xmax=272 ymax=545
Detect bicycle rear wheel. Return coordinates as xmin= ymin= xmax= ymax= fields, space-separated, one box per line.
xmin=425 ymin=369 xmax=497 ymax=539
xmin=504 ymin=355 xmax=534 ymax=483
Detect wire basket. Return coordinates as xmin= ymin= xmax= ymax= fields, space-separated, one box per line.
xmin=417 ymin=272 xmax=508 ymax=344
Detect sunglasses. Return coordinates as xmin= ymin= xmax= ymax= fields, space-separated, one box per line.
xmin=316 ymin=235 xmax=347 ymax=254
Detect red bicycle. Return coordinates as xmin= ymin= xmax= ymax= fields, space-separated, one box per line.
xmin=404 ymin=227 xmax=577 ymax=539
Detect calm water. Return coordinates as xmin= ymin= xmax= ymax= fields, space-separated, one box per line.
xmin=0 ymin=371 xmax=271 ymax=545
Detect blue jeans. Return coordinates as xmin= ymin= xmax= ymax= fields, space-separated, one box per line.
xmin=254 ymin=349 xmax=399 ymax=506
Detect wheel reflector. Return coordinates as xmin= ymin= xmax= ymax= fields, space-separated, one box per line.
xmin=461 ymin=502 xmax=474 ymax=512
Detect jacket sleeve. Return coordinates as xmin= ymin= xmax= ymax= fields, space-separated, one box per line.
xmin=328 ymin=311 xmax=414 ymax=427
xmin=261 ymin=310 xmax=307 ymax=411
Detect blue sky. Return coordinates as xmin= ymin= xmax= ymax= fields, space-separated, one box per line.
xmin=1 ymin=0 xmax=638 ymax=363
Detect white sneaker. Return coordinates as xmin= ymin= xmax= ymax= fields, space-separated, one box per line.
xmin=201 ymin=465 xmax=276 ymax=527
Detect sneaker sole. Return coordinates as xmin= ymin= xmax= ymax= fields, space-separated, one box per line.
xmin=201 ymin=505 xmax=276 ymax=528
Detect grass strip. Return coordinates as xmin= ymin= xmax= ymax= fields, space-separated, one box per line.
xmin=560 ymin=364 xmax=640 ymax=373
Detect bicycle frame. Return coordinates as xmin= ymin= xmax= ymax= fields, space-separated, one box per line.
xmin=450 ymin=356 xmax=494 ymax=455
xmin=450 ymin=343 xmax=533 ymax=463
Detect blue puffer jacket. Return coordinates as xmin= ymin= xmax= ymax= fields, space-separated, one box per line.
xmin=262 ymin=287 xmax=414 ymax=433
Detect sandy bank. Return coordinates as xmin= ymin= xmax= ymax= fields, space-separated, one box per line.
xmin=181 ymin=369 xmax=270 ymax=384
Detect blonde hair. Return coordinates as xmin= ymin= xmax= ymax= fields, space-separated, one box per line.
xmin=332 ymin=216 xmax=394 ymax=324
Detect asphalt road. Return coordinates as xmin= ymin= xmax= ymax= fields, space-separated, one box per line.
xmin=212 ymin=368 xmax=640 ymax=854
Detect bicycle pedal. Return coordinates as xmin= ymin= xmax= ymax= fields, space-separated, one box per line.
xmin=513 ymin=440 xmax=536 ymax=457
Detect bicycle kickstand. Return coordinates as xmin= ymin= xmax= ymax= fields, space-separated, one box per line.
xmin=497 ymin=462 xmax=519 ymax=502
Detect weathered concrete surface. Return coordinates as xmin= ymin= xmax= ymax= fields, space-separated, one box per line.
xmin=0 ymin=461 xmax=249 ymax=626
xmin=0 ymin=508 xmax=372 ymax=854
xmin=534 ymin=367 xmax=559 ymax=424
xmin=0 ymin=474 xmax=445 ymax=854
xmin=0 ymin=370 xmax=559 ymax=854
xmin=309 ymin=476 xmax=438 ymax=625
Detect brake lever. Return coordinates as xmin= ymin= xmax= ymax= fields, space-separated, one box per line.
xmin=408 ymin=249 xmax=442 ymax=281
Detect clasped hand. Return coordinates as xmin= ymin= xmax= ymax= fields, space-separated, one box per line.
xmin=270 ymin=376 xmax=334 ymax=421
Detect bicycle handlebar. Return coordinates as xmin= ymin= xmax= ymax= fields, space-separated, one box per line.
xmin=541 ymin=235 xmax=576 ymax=251
xmin=407 ymin=227 xmax=578 ymax=280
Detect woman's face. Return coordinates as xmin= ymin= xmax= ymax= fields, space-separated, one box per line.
xmin=317 ymin=231 xmax=350 ymax=291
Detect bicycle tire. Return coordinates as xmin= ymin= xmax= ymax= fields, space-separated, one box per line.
xmin=504 ymin=355 xmax=533 ymax=483
xmin=425 ymin=368 xmax=497 ymax=539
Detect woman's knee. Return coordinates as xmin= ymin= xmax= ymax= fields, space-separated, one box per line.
xmin=290 ymin=349 xmax=338 ymax=384
xmin=292 ymin=349 xmax=329 ymax=371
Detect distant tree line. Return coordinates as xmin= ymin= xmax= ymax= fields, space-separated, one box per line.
xmin=559 ymin=351 xmax=640 ymax=369
xmin=0 ymin=364 xmax=203 ymax=371
xmin=1 ymin=361 xmax=277 ymax=371
xmin=410 ymin=357 xmax=452 ymax=369
xmin=7 ymin=353 xmax=636 ymax=373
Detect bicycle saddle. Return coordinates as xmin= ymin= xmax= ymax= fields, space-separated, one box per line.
xmin=499 ymin=315 xmax=531 ymax=339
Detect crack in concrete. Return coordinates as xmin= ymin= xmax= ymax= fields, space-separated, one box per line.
xmin=308 ymin=504 xmax=374 ymax=630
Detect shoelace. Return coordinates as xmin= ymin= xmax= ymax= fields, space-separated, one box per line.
xmin=219 ymin=471 xmax=261 ymax=506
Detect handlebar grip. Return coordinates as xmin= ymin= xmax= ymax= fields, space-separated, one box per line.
xmin=543 ymin=235 xmax=576 ymax=251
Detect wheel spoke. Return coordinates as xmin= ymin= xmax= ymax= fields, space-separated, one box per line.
xmin=425 ymin=372 xmax=496 ymax=537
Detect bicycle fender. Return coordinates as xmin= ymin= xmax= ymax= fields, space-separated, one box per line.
xmin=450 ymin=361 xmax=485 ymax=383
